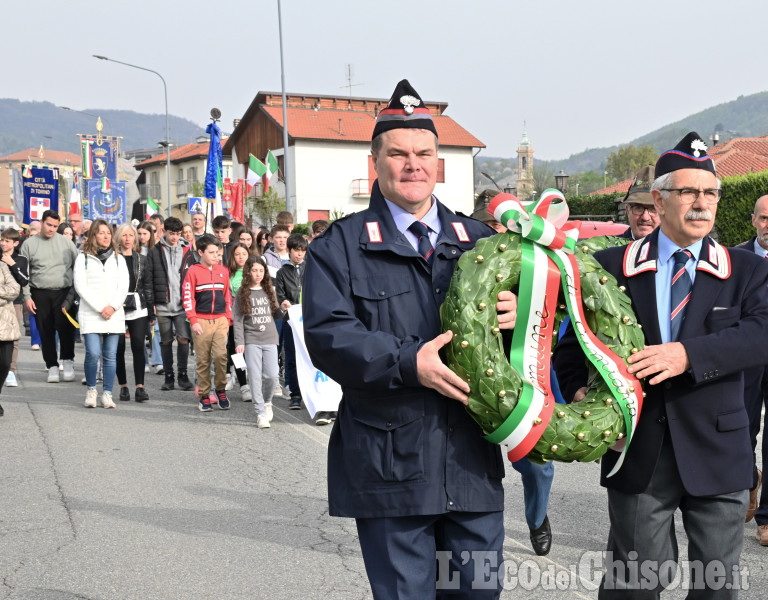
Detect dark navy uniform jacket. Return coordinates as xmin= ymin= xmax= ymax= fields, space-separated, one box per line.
xmin=303 ymin=181 xmax=505 ymax=518
xmin=554 ymin=229 xmax=768 ymax=496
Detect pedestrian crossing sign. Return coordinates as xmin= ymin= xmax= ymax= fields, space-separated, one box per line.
xmin=189 ymin=197 xmax=203 ymax=214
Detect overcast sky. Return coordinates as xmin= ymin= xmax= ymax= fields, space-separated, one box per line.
xmin=4 ymin=0 xmax=767 ymax=161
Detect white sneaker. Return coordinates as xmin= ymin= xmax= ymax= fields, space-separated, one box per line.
xmin=47 ymin=366 xmax=60 ymax=383
xmin=225 ymin=372 xmax=234 ymax=391
xmin=62 ymin=360 xmax=75 ymax=382
xmin=144 ymin=365 xmax=151 ymax=373
xmin=240 ymin=384 xmax=252 ymax=402
xmin=257 ymin=414 xmax=271 ymax=429
xmin=101 ymin=391 xmax=116 ymax=409
xmin=153 ymin=364 xmax=164 ymax=375
xmin=58 ymin=360 xmax=64 ymax=371
xmin=84 ymin=388 xmax=98 ymax=408
xmin=265 ymin=403 xmax=274 ymax=422
xmin=31 ymin=344 xmax=40 ymax=351
xmin=5 ymin=372 xmax=17 ymax=387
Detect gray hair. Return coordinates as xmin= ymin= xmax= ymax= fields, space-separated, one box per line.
xmin=651 ymin=171 xmax=721 ymax=201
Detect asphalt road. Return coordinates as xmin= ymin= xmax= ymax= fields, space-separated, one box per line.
xmin=1 ymin=344 xmax=766 ymax=599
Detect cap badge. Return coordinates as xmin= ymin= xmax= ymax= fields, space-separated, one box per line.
xmin=400 ymin=95 xmax=419 ymax=115
xmin=691 ymin=139 xmax=708 ymax=158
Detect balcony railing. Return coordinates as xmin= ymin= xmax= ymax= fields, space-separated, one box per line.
xmin=175 ymin=179 xmax=200 ymax=197
xmin=139 ymin=183 xmax=162 ymax=201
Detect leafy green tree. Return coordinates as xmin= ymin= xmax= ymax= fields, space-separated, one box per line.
xmin=532 ymin=162 xmax=555 ymax=198
xmin=569 ymin=170 xmax=617 ymax=195
xmin=605 ymin=145 xmax=658 ymax=181
xmin=248 ymin=188 xmax=285 ymax=229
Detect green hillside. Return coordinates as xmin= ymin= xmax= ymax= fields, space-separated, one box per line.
xmin=0 ymin=98 xmax=207 ymax=156
xmin=477 ymin=90 xmax=768 ymax=186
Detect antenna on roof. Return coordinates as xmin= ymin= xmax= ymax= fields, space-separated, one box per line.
xmin=339 ymin=64 xmax=364 ymax=97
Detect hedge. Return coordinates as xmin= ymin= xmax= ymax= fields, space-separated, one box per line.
xmin=566 ymin=192 xmax=624 ymax=220
xmin=715 ymin=171 xmax=768 ymax=247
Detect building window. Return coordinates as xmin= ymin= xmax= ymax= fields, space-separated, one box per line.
xmin=188 ymin=166 xmax=197 ymax=182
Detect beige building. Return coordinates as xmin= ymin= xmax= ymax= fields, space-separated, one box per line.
xmin=134 ymin=139 xmax=232 ymax=219
xmin=0 ymin=148 xmax=80 ymax=213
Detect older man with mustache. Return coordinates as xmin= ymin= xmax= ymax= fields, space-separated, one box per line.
xmin=555 ymin=132 xmax=768 ymax=597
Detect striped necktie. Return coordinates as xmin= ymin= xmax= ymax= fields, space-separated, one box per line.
xmin=670 ymin=249 xmax=693 ymax=341
xmin=408 ymin=221 xmax=434 ymax=264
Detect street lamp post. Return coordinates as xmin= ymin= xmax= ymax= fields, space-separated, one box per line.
xmin=93 ymin=55 xmax=171 ymax=216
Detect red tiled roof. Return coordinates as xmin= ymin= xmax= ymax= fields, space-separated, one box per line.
xmin=0 ymin=148 xmax=80 ymax=165
xmin=135 ymin=138 xmax=229 ymax=168
xmin=592 ymin=135 xmax=768 ymax=194
xmin=260 ymin=106 xmax=484 ymax=148
xmin=593 ymin=178 xmax=632 ymax=195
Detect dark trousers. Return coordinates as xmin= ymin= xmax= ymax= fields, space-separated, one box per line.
xmin=116 ymin=317 xmax=147 ymax=387
xmin=226 ymin=325 xmax=247 ymax=386
xmin=356 ymin=511 xmax=504 ymax=600
xmin=283 ymin=319 xmax=300 ymax=398
xmin=32 ymin=287 xmax=75 ymax=368
xmin=0 ymin=340 xmax=13 ymax=394
xmin=745 ymin=373 xmax=768 ymax=524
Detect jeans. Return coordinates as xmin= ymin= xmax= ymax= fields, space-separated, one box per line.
xmin=29 ymin=313 xmax=41 ymax=347
xmin=511 ymin=458 xmax=555 ymax=530
xmin=157 ymin=313 xmax=191 ymax=375
xmin=84 ymin=333 xmax=119 ymax=392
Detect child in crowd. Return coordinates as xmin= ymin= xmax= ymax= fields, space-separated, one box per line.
xmin=212 ymin=215 xmax=236 ymax=265
xmin=234 ymin=255 xmax=282 ymax=428
xmin=226 ymin=243 xmax=251 ymax=399
xmin=183 ymin=235 xmax=232 ymax=412
xmin=275 ymin=234 xmax=307 ymax=412
xmin=0 ymin=228 xmax=28 ymax=387
xmin=263 ymin=224 xmax=290 ymax=278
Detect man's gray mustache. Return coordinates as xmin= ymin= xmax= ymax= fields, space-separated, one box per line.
xmin=685 ymin=209 xmax=712 ymax=220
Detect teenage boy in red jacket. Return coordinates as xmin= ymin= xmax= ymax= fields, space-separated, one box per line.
xmin=183 ymin=235 xmax=232 ymax=412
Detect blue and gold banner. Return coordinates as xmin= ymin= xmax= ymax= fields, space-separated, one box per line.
xmin=82 ymin=136 xmax=118 ymax=180
xmin=21 ymin=166 xmax=59 ymax=224
xmin=84 ymin=179 xmax=126 ymax=224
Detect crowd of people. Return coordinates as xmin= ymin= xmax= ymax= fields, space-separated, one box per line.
xmin=0 ymin=207 xmax=330 ymax=429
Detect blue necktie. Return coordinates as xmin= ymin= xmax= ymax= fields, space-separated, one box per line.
xmin=670 ymin=249 xmax=693 ymax=341
xmin=408 ymin=221 xmax=434 ymax=264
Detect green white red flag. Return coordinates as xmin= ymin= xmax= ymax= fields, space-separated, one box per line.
xmin=264 ymin=150 xmax=279 ymax=194
xmin=81 ymin=138 xmax=94 ymax=179
xmin=146 ymin=196 xmax=159 ymax=218
xmin=246 ymin=154 xmax=267 ymax=195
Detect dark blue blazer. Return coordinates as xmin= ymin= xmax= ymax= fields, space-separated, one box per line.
xmin=554 ymin=228 xmax=768 ymax=496
xmin=303 ymin=181 xmax=505 ymax=518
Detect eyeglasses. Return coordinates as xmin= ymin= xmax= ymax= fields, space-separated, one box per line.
xmin=660 ymin=188 xmax=721 ymax=204
xmin=628 ymin=204 xmax=658 ymax=216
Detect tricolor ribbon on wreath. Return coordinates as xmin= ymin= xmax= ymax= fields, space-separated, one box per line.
xmin=485 ymin=189 xmax=644 ymax=477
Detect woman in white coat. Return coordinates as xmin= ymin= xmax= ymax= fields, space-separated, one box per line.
xmin=74 ymin=220 xmax=129 ymax=408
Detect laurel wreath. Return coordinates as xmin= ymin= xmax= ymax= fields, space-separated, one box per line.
xmin=440 ymin=232 xmax=645 ymax=464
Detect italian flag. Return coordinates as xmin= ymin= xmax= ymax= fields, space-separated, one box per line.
xmin=101 ymin=177 xmax=111 ymax=194
xmin=264 ymin=150 xmax=279 ymax=194
xmin=81 ymin=138 xmax=94 ymax=179
xmin=146 ymin=196 xmax=159 ymax=218
xmin=246 ymin=154 xmax=267 ymax=195
xmin=69 ymin=174 xmax=81 ymax=216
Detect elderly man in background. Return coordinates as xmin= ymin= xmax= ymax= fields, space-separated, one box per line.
xmin=619 ymin=165 xmax=660 ymax=240
xmin=737 ymin=194 xmax=768 ymax=544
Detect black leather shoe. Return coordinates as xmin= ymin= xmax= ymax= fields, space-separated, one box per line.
xmin=161 ymin=373 xmax=175 ymax=391
xmin=119 ymin=387 xmax=131 ymax=401
xmin=530 ymin=515 xmax=552 ymax=556
xmin=135 ymin=387 xmax=149 ymax=402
